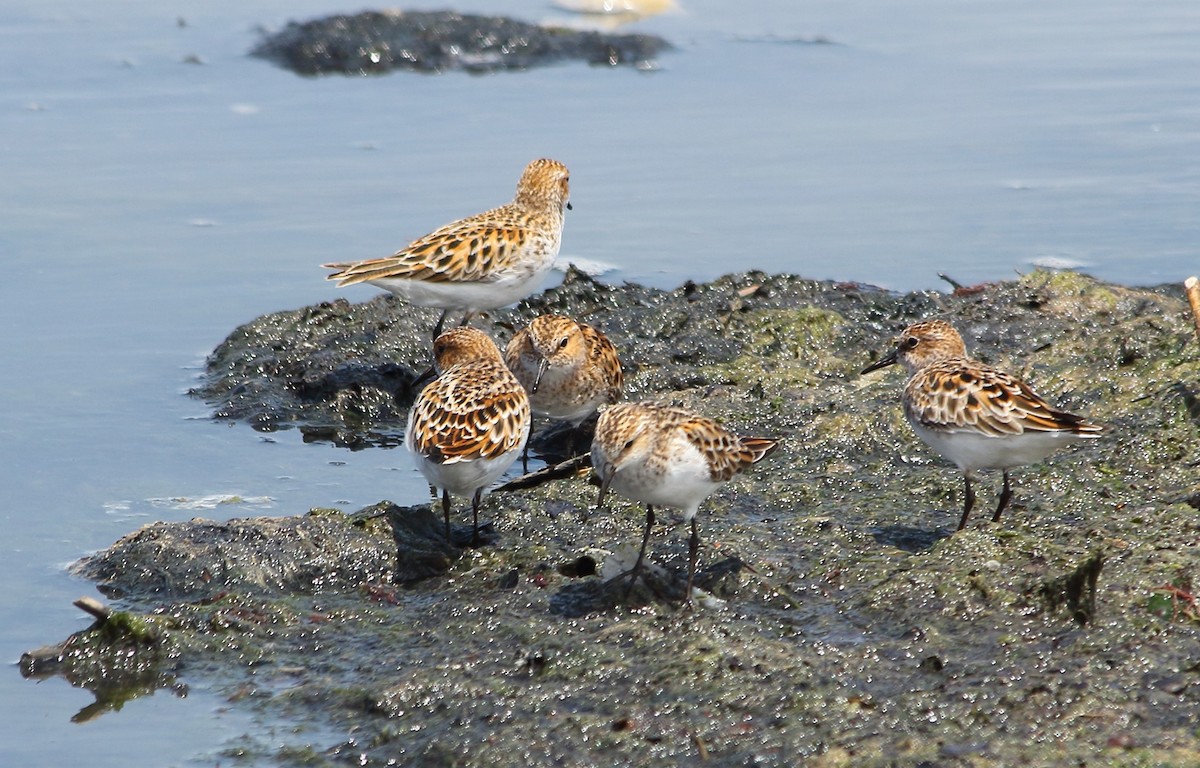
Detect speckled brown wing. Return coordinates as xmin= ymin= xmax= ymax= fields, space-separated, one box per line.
xmin=905 ymin=359 xmax=1099 ymax=436
xmin=325 ymin=206 xmax=539 ymax=286
xmin=581 ymin=323 xmax=624 ymax=404
xmin=675 ymin=411 xmax=779 ymax=482
xmin=409 ymin=363 xmax=531 ymax=463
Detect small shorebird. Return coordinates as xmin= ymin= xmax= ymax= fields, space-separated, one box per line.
xmin=406 ymin=327 xmax=531 ymax=546
xmin=591 ymin=401 xmax=778 ymax=605
xmin=324 ymin=158 xmax=571 ymax=340
xmin=504 ymin=313 xmax=623 ymax=467
xmin=861 ymin=319 xmax=1104 ymax=530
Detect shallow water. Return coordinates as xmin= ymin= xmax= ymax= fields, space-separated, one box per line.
xmin=2 ymin=0 xmax=1198 ymax=764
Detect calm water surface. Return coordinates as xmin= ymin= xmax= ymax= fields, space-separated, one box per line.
xmin=2 ymin=0 xmax=1198 ymax=763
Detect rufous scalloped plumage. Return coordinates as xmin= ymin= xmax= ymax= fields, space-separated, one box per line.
xmin=325 ymin=158 xmax=570 ymax=339
xmin=504 ymin=314 xmax=623 ymax=425
xmin=405 ymin=327 xmax=531 ymax=545
xmin=591 ymin=400 xmax=778 ymax=605
xmin=862 ymin=319 xmax=1104 ymax=529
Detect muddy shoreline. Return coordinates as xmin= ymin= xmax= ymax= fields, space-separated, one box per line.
xmin=24 ymin=269 xmax=1200 ymax=766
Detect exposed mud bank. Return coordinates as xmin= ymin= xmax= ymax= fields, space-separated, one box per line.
xmin=26 ymin=269 xmax=1200 ymax=765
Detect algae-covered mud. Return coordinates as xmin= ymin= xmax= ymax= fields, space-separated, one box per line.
xmin=252 ymin=10 xmax=671 ymax=76
xmin=25 ymin=270 xmax=1200 ymax=765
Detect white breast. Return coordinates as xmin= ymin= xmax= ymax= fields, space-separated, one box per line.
xmin=605 ymin=436 xmax=719 ymax=521
xmin=369 ymin=264 xmax=556 ymax=311
xmin=911 ymin=420 xmax=1090 ymax=472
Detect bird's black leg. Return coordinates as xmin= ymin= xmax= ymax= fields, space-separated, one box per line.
xmin=993 ymin=470 xmax=1013 ymax=523
xmin=626 ymin=505 xmax=655 ymax=599
xmin=442 ymin=488 xmax=452 ymax=545
xmin=958 ymin=472 xmax=976 ymax=531
xmin=683 ymin=518 xmax=700 ymax=610
xmin=471 ymin=487 xmax=483 ymax=547
xmin=432 ymin=309 xmax=449 ymax=341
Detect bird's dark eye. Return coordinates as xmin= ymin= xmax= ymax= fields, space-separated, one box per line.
xmin=623 ymin=438 xmax=636 ymax=451
xmin=903 ymin=337 xmax=919 ymax=350
xmin=558 ymin=337 xmax=569 ymax=349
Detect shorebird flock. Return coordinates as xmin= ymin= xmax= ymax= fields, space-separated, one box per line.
xmin=325 ymin=158 xmax=1105 ymax=606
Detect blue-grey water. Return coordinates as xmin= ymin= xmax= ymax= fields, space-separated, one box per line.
xmin=2 ymin=0 xmax=1198 ymax=764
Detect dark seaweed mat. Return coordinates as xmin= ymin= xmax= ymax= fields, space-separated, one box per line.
xmin=251 ymin=9 xmax=671 ymax=76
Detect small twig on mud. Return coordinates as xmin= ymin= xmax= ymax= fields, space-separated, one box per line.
xmin=1153 ymin=583 xmax=1199 ymax=622
xmin=938 ymin=273 xmax=964 ymax=290
xmin=1185 ymin=276 xmax=1200 ymax=346
xmin=73 ymin=596 xmax=111 ymax=623
xmin=692 ymin=731 xmax=709 ymax=760
xmin=495 ymin=453 xmax=592 ymax=493
xmin=939 ymin=272 xmax=991 ymax=297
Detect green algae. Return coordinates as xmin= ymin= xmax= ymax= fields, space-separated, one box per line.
xmin=699 ymin=306 xmax=851 ymax=391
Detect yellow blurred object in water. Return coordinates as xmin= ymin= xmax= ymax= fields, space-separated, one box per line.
xmin=554 ymin=0 xmax=678 ymax=19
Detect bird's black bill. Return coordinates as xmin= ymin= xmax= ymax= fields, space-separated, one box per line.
xmin=860 ymin=350 xmax=898 ymax=375
xmin=531 ymin=358 xmax=549 ymax=394
xmin=595 ymin=473 xmax=612 ymax=509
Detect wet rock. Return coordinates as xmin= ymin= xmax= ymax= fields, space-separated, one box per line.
xmin=195 ymin=295 xmax=429 ymax=445
xmin=20 ymin=600 xmax=182 ymax=723
xmin=73 ymin=503 xmax=453 ymax=599
xmin=33 ymin=269 xmax=1200 ymax=764
xmin=192 ymin=267 xmax=907 ymax=449
xmin=251 ymin=10 xmax=671 ymax=76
